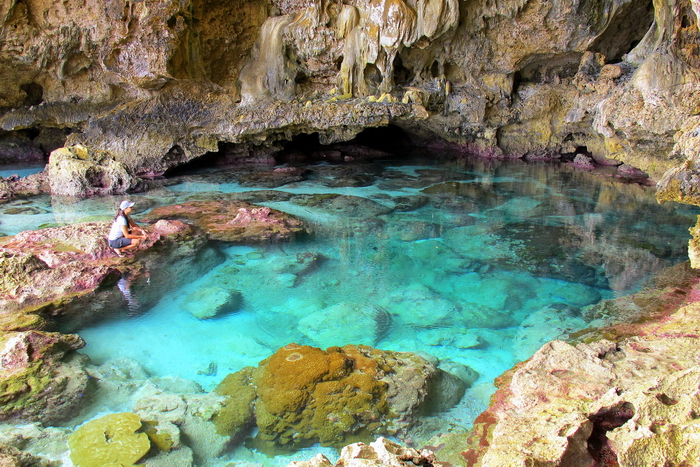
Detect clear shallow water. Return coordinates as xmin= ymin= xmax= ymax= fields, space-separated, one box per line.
xmin=4 ymin=157 xmax=699 ymax=465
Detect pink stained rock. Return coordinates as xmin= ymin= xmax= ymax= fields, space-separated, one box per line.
xmin=144 ymin=200 xmax=306 ymax=243
xmin=0 ymin=219 xmax=199 ymax=324
xmin=0 ymin=330 xmax=89 ymax=424
xmin=461 ymin=262 xmax=700 ymax=467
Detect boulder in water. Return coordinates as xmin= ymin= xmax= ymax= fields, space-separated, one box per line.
xmin=297 ymin=302 xmax=389 ymax=348
xmin=47 ymin=145 xmax=142 ymax=197
xmin=180 ymin=286 xmax=242 ymax=319
xmin=213 ymin=343 xmax=463 ymax=450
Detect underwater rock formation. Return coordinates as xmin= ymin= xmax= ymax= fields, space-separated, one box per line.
xmin=461 ymin=262 xmax=700 ymax=467
xmin=213 ymin=343 xmax=469 ymax=450
xmin=179 ymin=285 xmax=243 ymax=319
xmin=68 ymin=412 xmax=151 ymax=467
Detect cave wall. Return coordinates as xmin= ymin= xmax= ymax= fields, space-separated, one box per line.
xmin=1 ymin=0 xmax=700 ymax=199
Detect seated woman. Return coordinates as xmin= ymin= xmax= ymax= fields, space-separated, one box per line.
xmin=108 ymin=200 xmax=147 ymax=256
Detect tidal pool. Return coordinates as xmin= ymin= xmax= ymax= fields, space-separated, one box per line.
xmin=2 ymin=157 xmax=697 ymax=465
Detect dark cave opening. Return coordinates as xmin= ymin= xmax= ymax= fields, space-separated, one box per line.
xmin=393 ymin=54 xmax=413 ymax=86
xmin=20 ymin=82 xmax=44 ymax=107
xmin=277 ymin=125 xmax=414 ymax=163
xmin=588 ymin=0 xmax=654 ymax=63
xmin=167 ymin=125 xmax=415 ymax=174
xmin=586 ymin=401 xmax=635 ymax=466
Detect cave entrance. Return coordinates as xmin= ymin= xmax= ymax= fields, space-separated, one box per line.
xmin=588 ymin=0 xmax=655 ymax=63
xmin=276 ymin=125 xmax=415 ymax=163
xmin=169 ymin=125 xmax=415 ymax=173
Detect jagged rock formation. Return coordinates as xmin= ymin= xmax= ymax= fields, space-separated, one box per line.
xmin=460 ymin=261 xmax=700 ymax=467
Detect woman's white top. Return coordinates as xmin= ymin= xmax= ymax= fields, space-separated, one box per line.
xmin=108 ymin=215 xmax=128 ymax=240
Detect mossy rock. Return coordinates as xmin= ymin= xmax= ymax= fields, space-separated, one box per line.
xmin=68 ymin=412 xmax=151 ymax=467
xmin=142 ymin=420 xmax=174 ymax=453
xmin=250 ymin=344 xmax=389 ymax=448
xmin=212 ymin=367 xmax=256 ymax=437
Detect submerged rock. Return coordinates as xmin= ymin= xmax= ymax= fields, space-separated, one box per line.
xmin=297 ymin=302 xmax=389 ymax=348
xmin=179 ymin=286 xmax=243 ymax=320
xmin=213 ymin=343 xmax=467 ymax=451
xmin=290 ymin=193 xmax=393 ymax=218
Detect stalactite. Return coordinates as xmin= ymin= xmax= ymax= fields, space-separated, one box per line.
xmin=239 ymin=14 xmax=295 ymax=105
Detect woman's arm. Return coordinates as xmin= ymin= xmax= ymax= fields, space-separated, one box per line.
xmin=126 ymin=216 xmax=146 ymax=236
xmin=120 ymin=224 xmax=146 ymax=239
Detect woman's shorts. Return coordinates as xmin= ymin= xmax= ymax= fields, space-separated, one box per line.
xmin=109 ymin=237 xmax=132 ymax=249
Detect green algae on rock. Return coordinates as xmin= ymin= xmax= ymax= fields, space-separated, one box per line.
xmin=68 ymin=412 xmax=151 ymax=467
xmin=212 ymin=343 xmax=468 ymax=451
xmin=0 ymin=331 xmax=89 ymax=425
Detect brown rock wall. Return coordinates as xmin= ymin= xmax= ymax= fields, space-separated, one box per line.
xmin=1 ymin=0 xmax=685 ymax=183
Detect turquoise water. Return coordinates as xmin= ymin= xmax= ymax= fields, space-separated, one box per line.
xmin=2 ymin=157 xmax=698 ymax=465
xmin=0 ymin=162 xmax=45 ymax=178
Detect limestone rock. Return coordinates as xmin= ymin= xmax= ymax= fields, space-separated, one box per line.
xmin=0 ymin=331 xmax=89 ymax=425
xmin=213 ymin=343 xmax=458 ymax=450
xmin=0 ymin=219 xmax=219 ymax=331
xmin=288 ymin=437 xmax=437 ymax=467
xmin=68 ymin=412 xmax=151 ymax=467
xmin=179 ymin=286 xmax=242 ymax=319
xmin=144 ymin=200 xmax=306 ymax=243
xmin=0 ymin=0 xmax=693 ymax=191
xmin=462 ymin=263 xmax=700 ymax=467
xmin=47 ymin=145 xmax=141 ymax=197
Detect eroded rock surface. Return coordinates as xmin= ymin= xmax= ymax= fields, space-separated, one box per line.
xmin=461 ymin=262 xmax=700 ymax=467
xmin=288 ymin=437 xmax=439 ymax=467
xmin=0 ymin=331 xmax=89 ymax=425
xmin=213 ymin=343 xmax=468 ymax=450
xmin=1 ymin=0 xmax=697 ymax=199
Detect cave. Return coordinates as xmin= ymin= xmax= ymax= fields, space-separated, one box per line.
xmin=3 ymin=0 xmax=700 ymax=466
xmin=20 ymin=82 xmax=44 ymax=107
xmin=165 ymin=126 xmax=415 ymax=173
xmin=588 ymin=0 xmax=655 ymax=63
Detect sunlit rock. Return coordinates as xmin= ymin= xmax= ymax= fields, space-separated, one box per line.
xmin=239 ymin=15 xmax=296 ymax=105
xmin=0 ymin=219 xmax=217 ymax=329
xmin=144 ymin=199 xmax=306 ymax=243
xmin=0 ymin=331 xmax=89 ymax=425
xmin=462 ymin=262 xmax=700 ymax=466
xmin=212 ymin=343 xmax=469 ymax=451
xmin=47 ymin=144 xmax=141 ymax=198
xmin=289 ymin=437 xmax=438 ymax=467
